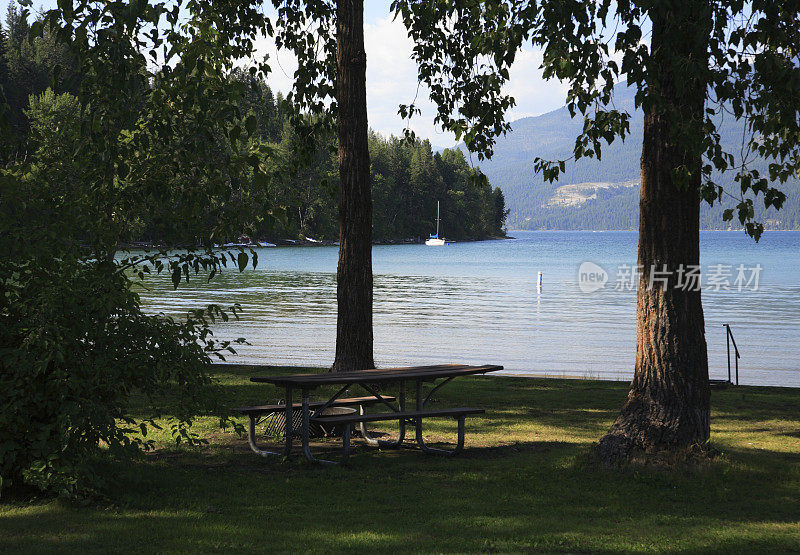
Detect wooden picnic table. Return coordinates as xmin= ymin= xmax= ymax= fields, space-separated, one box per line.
xmin=244 ymin=364 xmax=503 ymax=464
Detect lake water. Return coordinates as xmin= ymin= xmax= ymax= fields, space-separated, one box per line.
xmin=137 ymin=230 xmax=800 ymax=387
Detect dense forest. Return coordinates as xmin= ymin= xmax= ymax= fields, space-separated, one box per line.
xmin=0 ymin=3 xmax=507 ymax=244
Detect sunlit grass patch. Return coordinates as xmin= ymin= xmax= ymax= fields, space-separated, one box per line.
xmin=2 ymin=367 xmax=800 ymax=552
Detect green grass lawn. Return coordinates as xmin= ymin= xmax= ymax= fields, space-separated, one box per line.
xmin=2 ymin=365 xmax=800 ymax=553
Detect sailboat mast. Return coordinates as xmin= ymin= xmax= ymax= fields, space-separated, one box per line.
xmin=436 ymin=200 xmax=440 ymax=236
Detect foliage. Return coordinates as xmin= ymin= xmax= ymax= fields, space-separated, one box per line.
xmin=0 ymin=247 xmax=236 ymax=496
xmin=226 ymin=121 xmax=506 ymax=242
xmin=393 ymin=0 xmax=800 ymax=241
xmin=0 ymin=124 xmax=250 ymax=499
xmin=0 ymin=20 xmax=505 ymax=244
xmin=255 ymin=123 xmax=506 ymax=242
xmin=115 ymin=71 xmax=505 ymax=243
xmin=0 ymin=22 xmax=8 ymax=133
xmin=1 ymin=2 xmax=77 ymax=163
xmin=269 ymin=0 xmax=337 ymax=152
xmin=371 ymin=136 xmax=506 ymax=240
xmin=0 ymin=0 xmax=509 ymax=496
xmin=0 ymin=0 xmax=271 ymax=497
xmin=391 ymin=1 xmax=520 ymax=159
xmin=260 ymin=1 xmax=503 ymax=241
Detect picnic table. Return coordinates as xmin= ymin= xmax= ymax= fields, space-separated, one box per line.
xmin=239 ymin=364 xmax=503 ymax=464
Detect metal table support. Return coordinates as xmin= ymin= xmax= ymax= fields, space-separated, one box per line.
xmin=414 ymin=378 xmax=465 ymax=455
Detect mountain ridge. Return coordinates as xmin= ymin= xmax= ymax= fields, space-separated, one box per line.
xmin=457 ymin=84 xmax=800 ymax=231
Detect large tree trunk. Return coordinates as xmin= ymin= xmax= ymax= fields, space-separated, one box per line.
xmin=596 ymin=3 xmax=712 ymax=464
xmin=332 ymin=0 xmax=375 ymax=372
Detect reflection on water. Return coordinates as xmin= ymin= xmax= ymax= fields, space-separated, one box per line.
xmin=137 ymin=231 xmax=800 ymax=387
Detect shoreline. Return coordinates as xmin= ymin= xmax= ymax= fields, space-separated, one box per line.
xmin=213 ymin=363 xmax=800 ymax=389
xmin=122 ymin=234 xmax=511 ymax=250
xmin=121 ymin=229 xmax=800 ymax=250
xmin=506 ymin=228 xmax=800 ymax=232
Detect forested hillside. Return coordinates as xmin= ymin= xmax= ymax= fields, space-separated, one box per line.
xmin=0 ymin=3 xmax=506 ymax=244
xmin=462 ymin=83 xmax=800 ymax=230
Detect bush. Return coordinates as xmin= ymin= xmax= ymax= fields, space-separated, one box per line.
xmin=0 ymin=3 xmax=264 ymax=498
xmin=0 ymin=158 xmax=245 ymax=497
xmin=0 ymin=253 xmax=238 ymax=497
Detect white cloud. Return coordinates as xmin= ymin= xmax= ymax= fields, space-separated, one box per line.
xmin=364 ymin=15 xmax=445 ymax=145
xmin=251 ymin=11 xmax=570 ymax=149
xmin=363 ymin=16 xmax=571 ymax=146
xmin=504 ymin=48 xmax=570 ymax=121
xmin=251 ymin=32 xmax=299 ymax=98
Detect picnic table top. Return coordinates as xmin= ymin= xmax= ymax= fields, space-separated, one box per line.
xmin=250 ymin=364 xmax=504 ymax=388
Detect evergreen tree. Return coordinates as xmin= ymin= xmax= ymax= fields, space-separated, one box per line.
xmin=492 ymin=187 xmax=508 ymax=235
xmin=4 ymin=3 xmax=26 ymax=53
xmin=0 ymin=25 xmax=7 ymax=87
xmin=0 ymin=23 xmax=9 ymax=151
xmin=2 ymin=2 xmax=77 ymax=160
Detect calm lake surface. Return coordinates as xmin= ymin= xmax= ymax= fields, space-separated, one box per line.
xmin=137 ymin=230 xmax=800 ymax=387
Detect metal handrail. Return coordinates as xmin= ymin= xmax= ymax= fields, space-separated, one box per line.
xmin=723 ymin=324 xmax=741 ymax=386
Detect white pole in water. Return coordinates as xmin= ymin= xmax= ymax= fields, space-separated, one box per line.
xmin=537 ymin=272 xmax=543 ymax=288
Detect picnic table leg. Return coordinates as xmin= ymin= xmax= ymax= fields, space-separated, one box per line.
xmin=414 ymin=378 xmax=462 ymax=456
xmin=300 ymin=388 xmax=340 ymax=465
xmin=283 ymin=385 xmax=293 ymax=457
xmin=398 ymin=381 xmax=407 ymax=443
xmin=244 ymin=385 xmax=292 ymax=459
xmin=359 ymin=381 xmax=406 ymax=448
xmin=246 ymin=415 xmax=282 ymax=458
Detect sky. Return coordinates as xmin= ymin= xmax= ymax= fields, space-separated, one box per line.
xmin=258 ymin=1 xmax=569 ymax=149
xmin=19 ymin=0 xmax=570 ymax=149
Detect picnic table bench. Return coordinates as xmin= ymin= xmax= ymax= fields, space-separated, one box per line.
xmin=236 ymin=396 xmax=397 ymax=453
xmin=241 ymin=363 xmax=503 ymax=464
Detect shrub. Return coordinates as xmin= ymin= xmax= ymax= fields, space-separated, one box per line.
xmin=0 ymin=253 xmax=240 ymax=497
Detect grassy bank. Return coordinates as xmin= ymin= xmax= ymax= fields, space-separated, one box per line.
xmin=2 ymin=365 xmax=800 ymax=553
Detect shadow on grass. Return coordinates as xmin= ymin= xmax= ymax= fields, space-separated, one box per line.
xmin=3 ymin=370 xmax=800 ymax=552
xmin=3 ymin=441 xmax=800 ymax=552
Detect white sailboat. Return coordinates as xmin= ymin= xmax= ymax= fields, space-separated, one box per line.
xmin=425 ymin=200 xmax=446 ymax=246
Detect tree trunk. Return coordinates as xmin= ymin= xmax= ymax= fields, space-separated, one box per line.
xmin=596 ymin=2 xmax=712 ymax=464
xmin=332 ymin=0 xmax=374 ymax=372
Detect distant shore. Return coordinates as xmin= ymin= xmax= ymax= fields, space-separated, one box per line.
xmin=506 ymin=228 xmax=800 ymax=232
xmin=122 ymin=234 xmax=510 ymax=250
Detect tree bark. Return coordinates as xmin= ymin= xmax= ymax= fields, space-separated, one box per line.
xmin=596 ymin=2 xmax=712 ymax=464
xmin=332 ymin=0 xmax=375 ymax=372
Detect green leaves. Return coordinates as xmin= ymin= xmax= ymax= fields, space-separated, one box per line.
xmin=0 ymin=0 xmax=273 ymax=496
xmin=391 ymin=0 xmax=519 ymax=161
xmin=245 ymin=114 xmax=257 ymax=137
xmin=171 ymin=264 xmax=181 ymax=288
xmin=0 ymin=252 xmax=239 ymax=498
xmin=395 ymin=0 xmax=800 ymax=241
